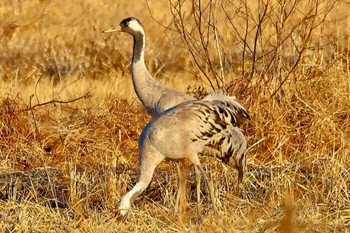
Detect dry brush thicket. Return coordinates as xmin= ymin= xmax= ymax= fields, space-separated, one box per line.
xmin=0 ymin=0 xmax=349 ymax=232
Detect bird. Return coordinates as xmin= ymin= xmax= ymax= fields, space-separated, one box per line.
xmin=117 ymin=90 xmax=249 ymax=217
xmin=103 ymin=17 xmax=250 ymax=216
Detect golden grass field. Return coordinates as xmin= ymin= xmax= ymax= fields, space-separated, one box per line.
xmin=0 ymin=0 xmax=350 ymax=232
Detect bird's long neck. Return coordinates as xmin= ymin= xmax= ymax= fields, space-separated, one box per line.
xmin=132 ymin=31 xmax=145 ymax=64
xmin=131 ymin=31 xmax=162 ymax=116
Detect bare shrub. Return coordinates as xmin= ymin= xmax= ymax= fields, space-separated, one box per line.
xmin=169 ymin=0 xmax=342 ymax=98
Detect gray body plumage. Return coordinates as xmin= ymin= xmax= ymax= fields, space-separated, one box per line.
xmin=141 ymin=98 xmax=246 ymax=162
xmin=118 ymin=91 xmax=248 ymax=215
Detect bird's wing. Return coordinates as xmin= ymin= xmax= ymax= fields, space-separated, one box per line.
xmin=202 ymin=90 xmax=250 ymax=124
xmin=204 ymin=126 xmax=247 ymax=183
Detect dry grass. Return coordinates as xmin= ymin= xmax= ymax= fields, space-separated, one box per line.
xmin=0 ymin=0 xmax=350 ymax=232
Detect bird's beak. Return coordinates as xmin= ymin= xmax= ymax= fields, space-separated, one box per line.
xmin=102 ymin=26 xmax=121 ymax=33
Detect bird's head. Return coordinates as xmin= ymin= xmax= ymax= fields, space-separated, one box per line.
xmin=103 ymin=17 xmax=144 ymax=36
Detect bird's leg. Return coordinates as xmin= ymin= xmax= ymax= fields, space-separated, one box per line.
xmin=118 ymin=180 xmax=148 ymax=218
xmin=194 ymin=165 xmax=203 ymax=220
xmin=118 ymin=154 xmax=163 ymax=217
xmin=197 ymin=165 xmax=218 ymax=214
xmin=175 ymin=163 xmax=183 ymax=213
xmin=236 ymin=167 xmax=244 ymax=197
xmin=175 ymin=163 xmax=181 ymax=213
xmin=175 ymin=160 xmax=190 ymax=220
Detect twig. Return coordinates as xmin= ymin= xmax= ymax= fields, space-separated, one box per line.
xmin=20 ymin=91 xmax=92 ymax=112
